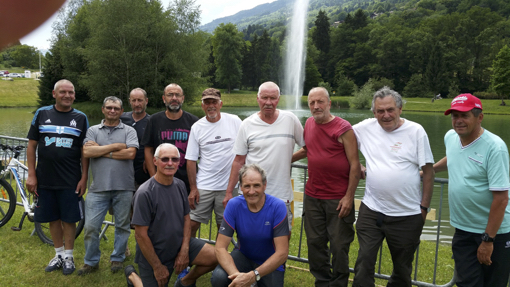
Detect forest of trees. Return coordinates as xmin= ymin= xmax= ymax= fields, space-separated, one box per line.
xmin=34 ymin=0 xmax=510 ymax=108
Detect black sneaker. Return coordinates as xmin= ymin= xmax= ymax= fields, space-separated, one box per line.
xmin=45 ymin=255 xmax=63 ymax=272
xmin=62 ymin=257 xmax=75 ymax=275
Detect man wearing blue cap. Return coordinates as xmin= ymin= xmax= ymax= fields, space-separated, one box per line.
xmin=433 ymin=93 xmax=510 ymax=287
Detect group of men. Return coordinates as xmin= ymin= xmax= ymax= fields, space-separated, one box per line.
xmin=27 ymin=78 xmax=509 ymax=287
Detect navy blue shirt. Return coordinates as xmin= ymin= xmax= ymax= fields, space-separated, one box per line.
xmin=27 ymin=105 xmax=89 ymax=190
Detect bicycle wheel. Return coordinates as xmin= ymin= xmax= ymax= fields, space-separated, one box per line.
xmin=0 ymin=178 xmax=16 ymax=228
xmin=35 ymin=197 xmax=86 ymax=245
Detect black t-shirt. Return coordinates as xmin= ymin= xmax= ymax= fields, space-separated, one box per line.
xmin=141 ymin=110 xmax=198 ymax=192
xmin=27 ymin=105 xmax=89 ymax=190
xmin=120 ymin=111 xmax=150 ymax=185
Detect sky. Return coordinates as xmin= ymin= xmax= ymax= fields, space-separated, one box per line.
xmin=20 ymin=0 xmax=277 ymax=50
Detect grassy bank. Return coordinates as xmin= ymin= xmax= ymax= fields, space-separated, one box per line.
xmin=0 ymin=198 xmax=454 ymax=286
xmin=0 ymin=78 xmax=39 ymax=107
xmin=1 ymin=79 xmax=509 ymax=115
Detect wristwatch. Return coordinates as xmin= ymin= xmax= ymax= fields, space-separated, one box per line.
xmin=481 ymin=233 xmax=495 ymax=242
xmin=420 ymin=205 xmax=430 ymax=213
xmin=253 ymin=269 xmax=261 ymax=281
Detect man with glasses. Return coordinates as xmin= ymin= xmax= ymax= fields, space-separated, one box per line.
xmin=78 ymin=96 xmax=138 ymax=275
xmin=132 ymin=143 xmax=218 ymax=287
xmin=142 ymin=83 xmax=199 ymax=194
xmin=185 ymin=88 xmax=242 ymax=238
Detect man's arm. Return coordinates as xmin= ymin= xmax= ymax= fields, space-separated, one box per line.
xmin=83 ymin=141 xmax=127 ymax=158
xmin=291 ymin=146 xmax=307 ymax=162
xmin=26 ymin=139 xmax=38 ymax=194
xmin=420 ymin=163 xmax=435 ymax=221
xmin=337 ymin=130 xmax=360 ymax=218
xmin=433 ymin=156 xmax=448 ymax=173
xmin=222 ymin=154 xmax=246 ymax=208
xmin=477 ymin=190 xmax=509 ymax=265
xmin=173 ymin=214 xmax=191 ymax=274
xmin=228 ymin=235 xmax=289 ymax=286
xmin=144 ymin=146 xmax=156 ymax=177
xmin=76 ymin=149 xmax=89 ymax=197
xmin=215 ymin=233 xmax=239 ymax=275
xmin=134 ymin=225 xmax=169 ymax=286
xmin=108 ymin=147 xmax=136 ymax=160
xmin=187 ymin=160 xmax=199 ymax=209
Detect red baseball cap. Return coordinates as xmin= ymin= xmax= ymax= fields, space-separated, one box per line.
xmin=444 ymin=94 xmax=483 ymax=115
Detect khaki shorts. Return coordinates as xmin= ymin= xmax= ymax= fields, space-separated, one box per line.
xmin=190 ymin=188 xmax=238 ymax=225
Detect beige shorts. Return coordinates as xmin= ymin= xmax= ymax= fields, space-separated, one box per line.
xmin=190 ymin=188 xmax=238 ymax=225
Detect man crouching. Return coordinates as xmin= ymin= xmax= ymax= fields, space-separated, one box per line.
xmin=132 ymin=143 xmax=217 ymax=287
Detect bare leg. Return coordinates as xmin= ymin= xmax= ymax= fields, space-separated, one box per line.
xmin=181 ymin=243 xmax=218 ymax=286
xmin=49 ymin=220 xmax=64 ymax=248
xmin=62 ymin=221 xmax=77 ymax=249
xmin=190 ymin=220 xmax=201 ymax=238
xmin=129 ymin=272 xmax=143 ymax=287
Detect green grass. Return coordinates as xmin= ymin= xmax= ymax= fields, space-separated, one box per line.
xmin=1 ymin=78 xmax=509 ymax=116
xmin=0 ymin=191 xmax=455 ymax=286
xmin=0 ymin=78 xmax=39 ymax=107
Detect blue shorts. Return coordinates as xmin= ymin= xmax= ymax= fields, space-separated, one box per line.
xmin=34 ymin=188 xmax=83 ymax=223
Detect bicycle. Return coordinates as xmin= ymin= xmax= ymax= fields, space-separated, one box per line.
xmin=0 ymin=143 xmax=85 ymax=245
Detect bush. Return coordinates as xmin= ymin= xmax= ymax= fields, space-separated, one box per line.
xmin=370 ymin=77 xmax=394 ymax=91
xmin=318 ymin=81 xmax=333 ymax=96
xmin=331 ymin=98 xmax=350 ymax=108
xmin=403 ymin=74 xmax=431 ymax=98
xmin=351 ymin=80 xmax=374 ymax=109
xmin=334 ymin=72 xmax=356 ymax=97
xmin=473 ymin=91 xmax=500 ymax=99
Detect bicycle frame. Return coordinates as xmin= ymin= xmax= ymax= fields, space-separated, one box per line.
xmin=1 ymin=157 xmax=33 ymax=218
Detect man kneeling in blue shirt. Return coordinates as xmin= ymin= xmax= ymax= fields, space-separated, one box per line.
xmin=211 ymin=164 xmax=289 ymax=287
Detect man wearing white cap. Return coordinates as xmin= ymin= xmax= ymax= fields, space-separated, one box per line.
xmin=433 ymin=93 xmax=510 ymax=287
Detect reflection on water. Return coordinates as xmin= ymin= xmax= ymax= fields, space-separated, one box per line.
xmin=0 ymin=108 xmax=35 ymax=138
xmin=3 ymin=106 xmax=510 ymax=242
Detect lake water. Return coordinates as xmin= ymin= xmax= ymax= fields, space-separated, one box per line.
xmin=2 ymin=106 xmax=510 ymax=242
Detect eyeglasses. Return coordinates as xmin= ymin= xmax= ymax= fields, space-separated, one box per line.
xmin=104 ymin=106 xmax=121 ymax=111
xmin=157 ymin=157 xmax=180 ymax=163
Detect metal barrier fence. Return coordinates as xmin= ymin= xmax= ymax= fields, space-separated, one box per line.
xmin=3 ymin=135 xmax=508 ymax=287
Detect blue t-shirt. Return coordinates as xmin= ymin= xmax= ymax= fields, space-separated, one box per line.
xmin=445 ymin=129 xmax=510 ymax=234
xmin=219 ymin=194 xmax=289 ymax=271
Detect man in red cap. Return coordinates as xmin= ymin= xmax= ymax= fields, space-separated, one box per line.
xmin=433 ymin=93 xmax=510 ymax=287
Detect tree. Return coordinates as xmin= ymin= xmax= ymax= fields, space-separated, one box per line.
xmin=312 ymin=10 xmax=330 ymax=54
xmin=38 ymin=40 xmax=65 ymax=107
xmin=10 ymin=45 xmax=39 ymax=68
xmin=491 ymin=45 xmax=510 ymax=105
xmin=212 ymin=23 xmax=244 ymax=93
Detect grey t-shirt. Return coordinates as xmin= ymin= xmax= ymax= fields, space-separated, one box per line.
xmin=84 ymin=120 xmax=139 ymax=192
xmin=132 ymin=177 xmax=190 ymax=268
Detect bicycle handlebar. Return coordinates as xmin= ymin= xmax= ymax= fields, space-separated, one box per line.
xmin=0 ymin=144 xmax=25 ymax=152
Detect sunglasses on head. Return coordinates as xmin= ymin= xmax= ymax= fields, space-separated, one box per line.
xmin=158 ymin=157 xmax=180 ymax=163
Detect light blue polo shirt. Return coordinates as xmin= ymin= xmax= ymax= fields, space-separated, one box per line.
xmin=445 ymin=129 xmax=510 ymax=234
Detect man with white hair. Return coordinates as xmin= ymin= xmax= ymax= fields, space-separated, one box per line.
xmin=223 ymin=81 xmax=304 ymax=234
xmin=132 ymin=143 xmax=217 ymax=287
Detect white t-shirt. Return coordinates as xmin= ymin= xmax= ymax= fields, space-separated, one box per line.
xmin=353 ymin=118 xmax=434 ymax=216
xmin=185 ymin=113 xmax=242 ymax=190
xmin=234 ymin=110 xmax=305 ymax=202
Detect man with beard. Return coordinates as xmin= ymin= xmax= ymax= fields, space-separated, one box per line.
xmin=120 ymin=88 xmax=151 ymax=187
xmin=142 ymin=83 xmax=198 ymax=194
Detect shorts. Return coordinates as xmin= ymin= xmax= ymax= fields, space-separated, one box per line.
xmin=34 ymin=188 xmax=82 ymax=223
xmin=138 ymin=237 xmax=206 ymax=287
xmin=190 ymin=189 xmax=235 ymax=225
